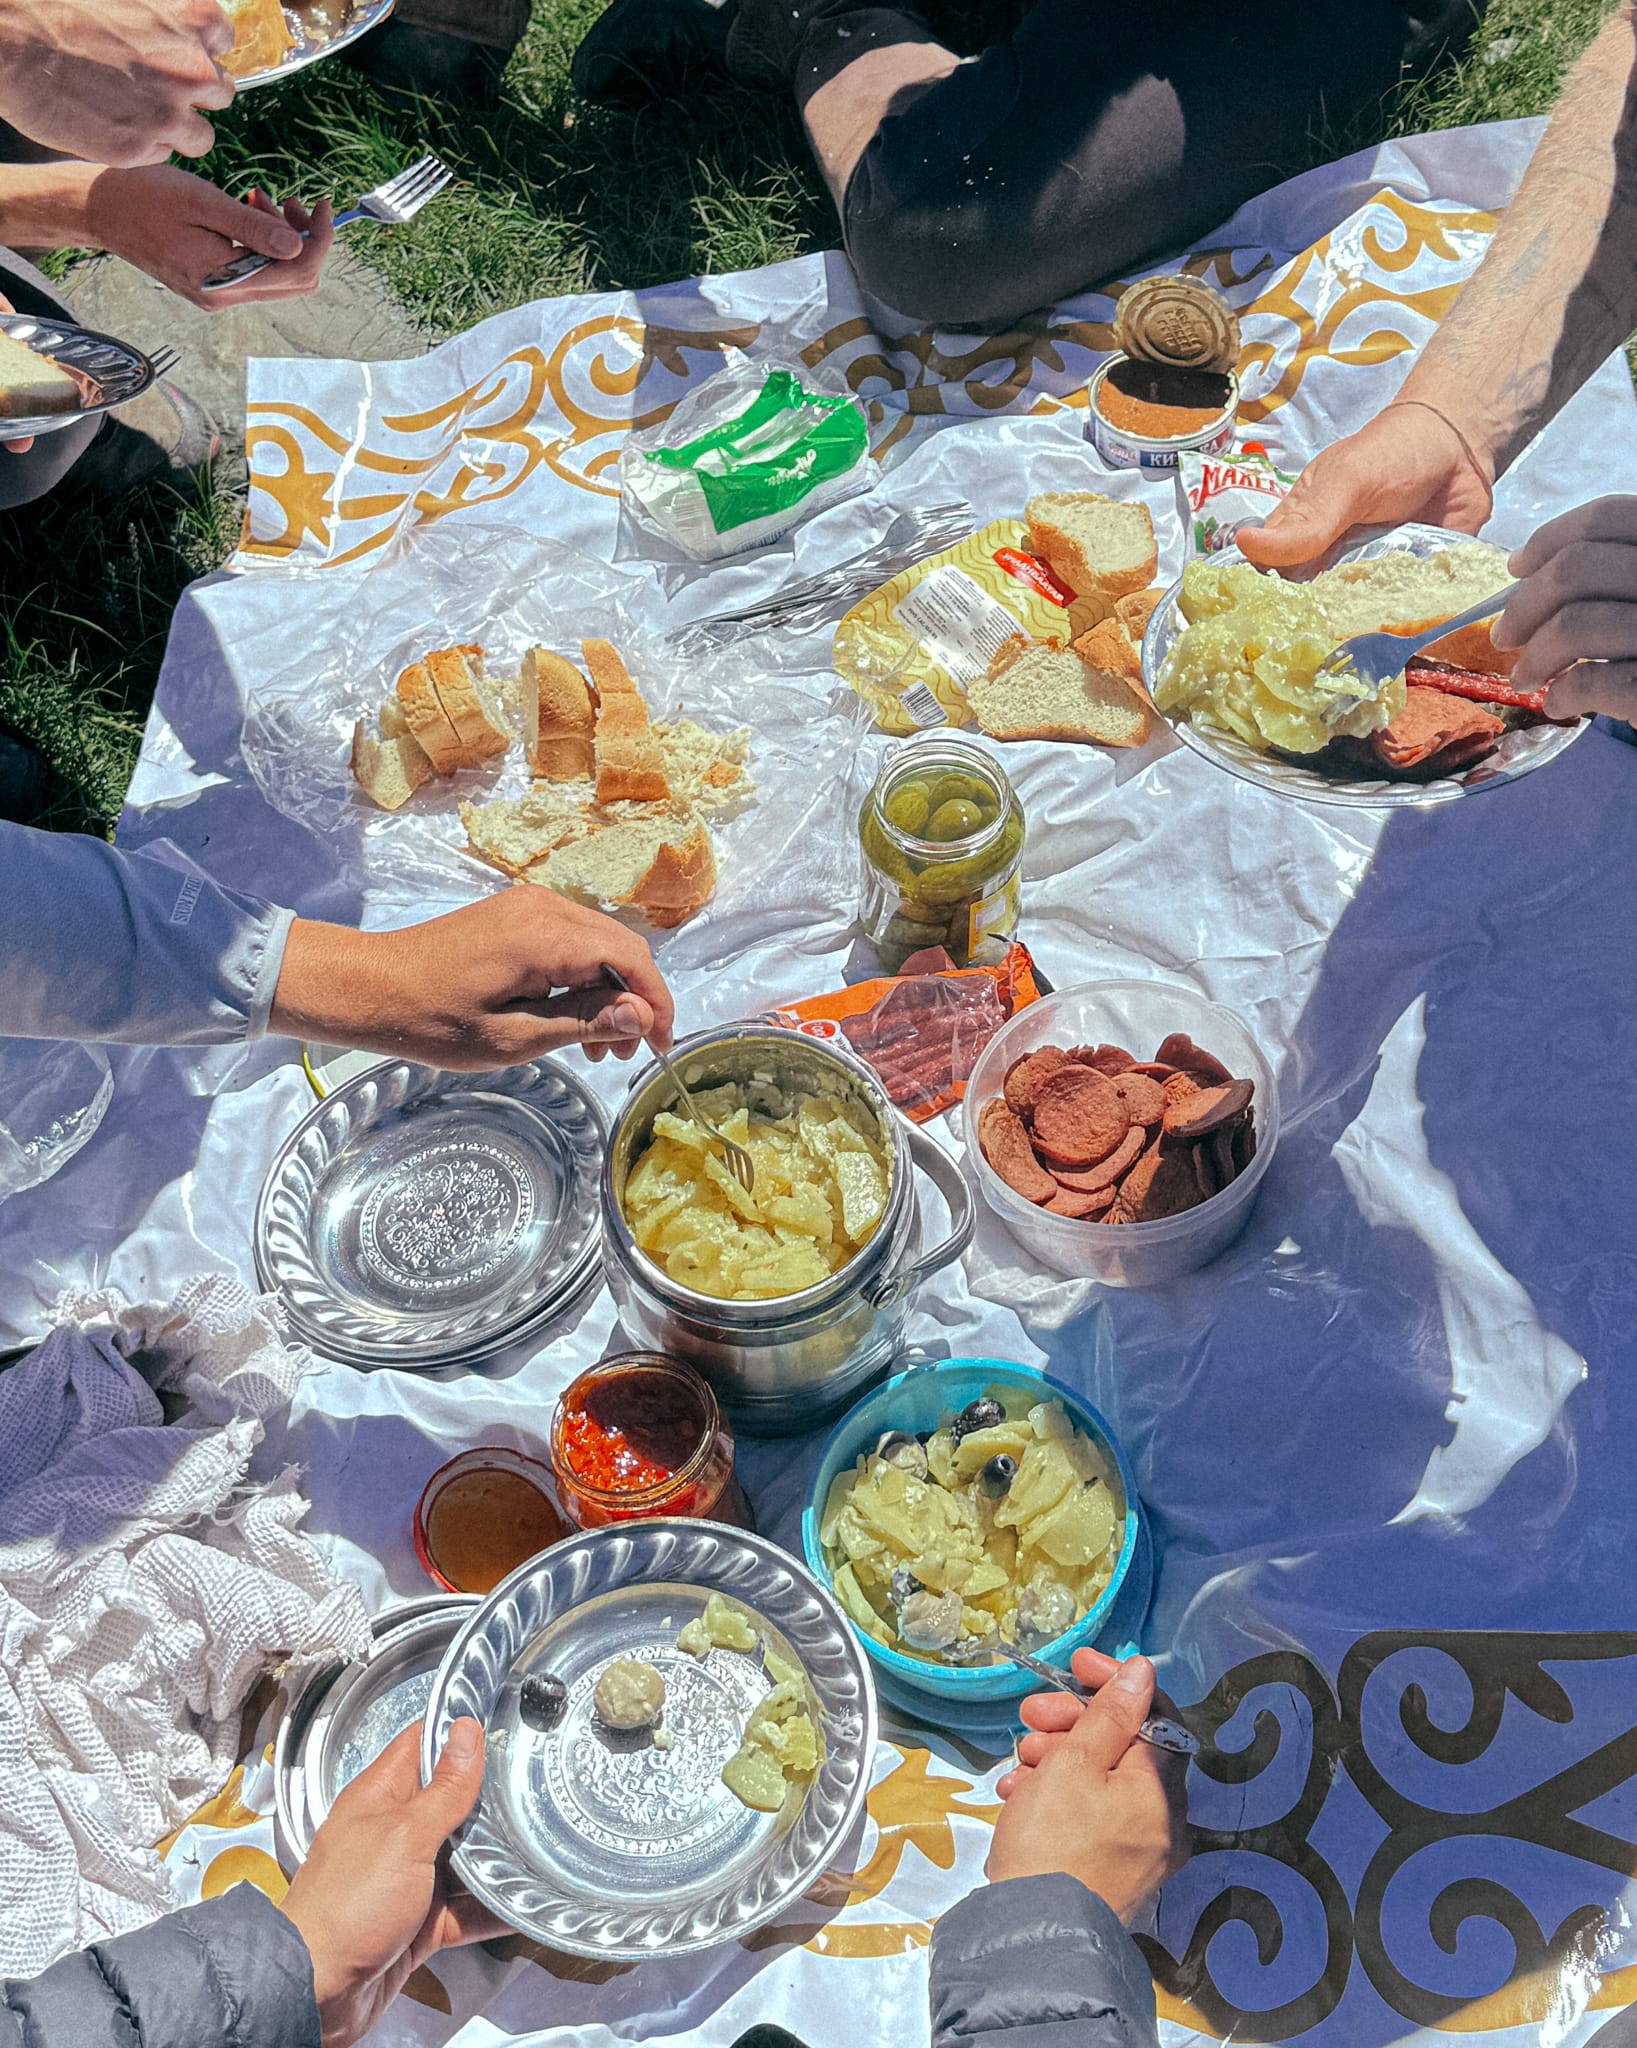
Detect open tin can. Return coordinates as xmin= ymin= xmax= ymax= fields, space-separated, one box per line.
xmin=273 ymin=1594 xmax=475 ymax=1869
xmin=1087 ymin=275 xmax=1241 ymax=471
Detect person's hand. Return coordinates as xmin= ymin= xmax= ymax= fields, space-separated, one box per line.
xmin=988 ymin=1650 xmax=1190 ymax=1923
xmin=1491 ymin=495 xmax=1637 ymax=721
xmin=270 ymin=886 xmax=677 ymax=1068
xmin=1239 ymin=403 xmax=1493 ymax=572
xmin=0 ymin=0 xmax=235 ymax=166
xmin=85 ymin=167 xmax=334 ymax=309
xmin=279 ymin=1719 xmax=507 ymax=2048
xmin=0 ymin=291 xmax=32 ymax=457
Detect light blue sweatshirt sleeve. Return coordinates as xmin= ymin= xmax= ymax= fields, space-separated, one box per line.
xmin=0 ymin=823 xmax=294 ymax=1046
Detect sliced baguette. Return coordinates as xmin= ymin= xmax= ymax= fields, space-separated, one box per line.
xmin=593 ymin=670 xmax=669 ymax=804
xmin=581 ymin=637 xmax=640 ymax=699
xmin=1025 ymin=491 xmax=1157 ymax=598
xmin=426 ymin=643 xmax=509 ymax=768
xmin=1115 ymin=587 xmax=1166 ymax=641
xmin=533 ymin=804 xmax=715 ymax=929
xmin=523 ymin=646 xmax=598 ymax=780
xmin=352 ymin=719 xmax=433 ymax=811
xmin=395 ymin=658 xmax=467 ymax=775
xmin=655 ymin=719 xmax=753 ymax=809
xmin=969 ymin=637 xmax=1150 ymax=749
xmin=461 ymin=788 xmax=593 ymax=876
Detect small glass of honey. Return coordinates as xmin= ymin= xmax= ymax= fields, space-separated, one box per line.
xmin=413 ymin=1447 xmax=570 ymax=1594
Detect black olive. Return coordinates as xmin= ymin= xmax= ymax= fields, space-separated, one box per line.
xmin=978 ymin=1454 xmax=1018 ymax=1499
xmin=950 ymin=1396 xmax=1006 ymax=1445
xmin=518 ymin=1672 xmax=568 ymax=1733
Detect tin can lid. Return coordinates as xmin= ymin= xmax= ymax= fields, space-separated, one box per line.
xmin=1113 ymin=276 xmax=1240 ymax=375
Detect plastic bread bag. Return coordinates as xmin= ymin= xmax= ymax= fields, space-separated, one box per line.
xmin=762 ymin=943 xmax=1041 ymax=1122
xmin=1179 ymin=442 xmax=1298 ymax=556
xmin=833 ymin=518 xmax=1122 ymax=735
xmin=231 ymin=524 xmax=869 ymax=951
xmin=618 ymin=353 xmax=870 ymax=566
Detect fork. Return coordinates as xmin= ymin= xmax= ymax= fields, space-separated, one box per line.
xmin=944 ymin=1637 xmax=1202 ymax=1757
xmin=1313 ymin=582 xmax=1523 ymax=715
xmin=601 ymin=967 xmax=756 ymax=1196
xmin=200 ymin=153 xmax=454 ymax=293
xmin=666 ymin=501 xmax=974 ymax=654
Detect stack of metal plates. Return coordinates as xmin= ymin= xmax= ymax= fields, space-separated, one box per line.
xmin=255 ymin=1059 xmax=605 ymax=1371
xmin=274 ymin=1594 xmax=476 ymax=1868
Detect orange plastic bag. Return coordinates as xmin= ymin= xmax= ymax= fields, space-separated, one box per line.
xmin=761 ymin=944 xmax=1042 ymax=1122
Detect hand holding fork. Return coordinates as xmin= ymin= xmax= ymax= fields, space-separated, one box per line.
xmin=201 ymin=152 xmax=452 ymax=292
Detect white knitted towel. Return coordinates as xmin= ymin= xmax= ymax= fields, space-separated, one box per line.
xmin=0 ymin=1276 xmax=371 ymax=1974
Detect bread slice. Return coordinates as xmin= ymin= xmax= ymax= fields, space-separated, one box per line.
xmin=1115 ymin=587 xmax=1166 ymax=642
xmin=0 ymin=333 xmax=84 ymax=418
xmin=969 ymin=638 xmax=1151 ymax=749
xmin=395 ymin=659 xmax=467 ymax=776
xmin=655 ymin=719 xmax=752 ymax=810
xmin=461 ymin=788 xmax=593 ymax=876
xmin=591 ymin=687 xmax=668 ymax=806
xmin=425 ymin=644 xmax=509 ymax=769
xmin=222 ymin=0 xmax=296 ymax=75
xmin=535 ymin=805 xmax=715 ymax=928
xmin=582 ymin=637 xmax=640 ymax=699
xmin=1025 ymin=492 xmax=1157 ymax=598
xmin=522 ymin=646 xmax=598 ymax=780
xmin=1311 ymin=541 xmax=1511 ymax=642
xmin=351 ymin=719 xmax=433 ymax=812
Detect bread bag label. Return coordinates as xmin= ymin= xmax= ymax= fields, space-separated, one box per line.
xmin=835 ymin=519 xmax=1117 ymax=734
xmin=1180 ymin=444 xmax=1297 ymax=556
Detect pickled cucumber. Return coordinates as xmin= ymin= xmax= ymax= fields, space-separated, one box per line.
xmin=859 ymin=749 xmax=1025 ymax=973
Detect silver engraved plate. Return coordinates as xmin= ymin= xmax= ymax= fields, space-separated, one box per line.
xmin=274 ymin=1595 xmax=474 ymax=1869
xmin=234 ymin=0 xmax=397 ymax=87
xmin=0 ymin=314 xmax=158 ymax=440
xmin=255 ymin=1059 xmax=605 ymax=1369
xmin=424 ymin=1520 xmax=878 ymax=1957
xmin=1142 ymin=523 xmax=1589 ymax=809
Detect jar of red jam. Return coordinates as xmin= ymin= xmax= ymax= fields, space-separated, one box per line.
xmin=549 ymin=1353 xmax=754 ymax=1530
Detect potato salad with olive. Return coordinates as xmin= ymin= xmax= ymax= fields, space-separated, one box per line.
xmin=819 ymin=1388 xmax=1123 ymax=1660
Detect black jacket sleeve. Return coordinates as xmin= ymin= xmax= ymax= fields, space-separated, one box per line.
xmin=0 ymin=1885 xmax=320 ymax=2048
xmin=930 ymin=1874 xmax=1160 ymax=2047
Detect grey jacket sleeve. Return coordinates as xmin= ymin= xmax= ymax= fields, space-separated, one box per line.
xmin=0 ymin=823 xmax=294 ymax=1046
xmin=0 ymin=1884 xmax=321 ymax=2048
xmin=930 ymin=1875 xmax=1160 ymax=2048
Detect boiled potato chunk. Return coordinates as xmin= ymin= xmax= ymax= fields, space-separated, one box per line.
xmin=722 ymin=1741 xmax=789 ymax=1812
xmin=677 ymin=1592 xmax=759 ymax=1657
xmin=1026 ymin=1481 xmax=1118 ymax=1571
xmin=624 ymin=1085 xmax=889 ymax=1300
xmin=996 ymin=1438 xmax=1081 ymax=1529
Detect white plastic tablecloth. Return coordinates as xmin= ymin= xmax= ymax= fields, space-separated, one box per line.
xmin=5 ymin=118 xmax=1637 ymax=2047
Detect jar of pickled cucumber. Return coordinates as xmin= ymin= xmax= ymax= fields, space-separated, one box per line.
xmin=858 ymin=737 xmax=1026 ymax=974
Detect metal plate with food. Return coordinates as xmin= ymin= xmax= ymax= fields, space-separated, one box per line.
xmin=274 ymin=1594 xmax=474 ymax=1868
xmin=254 ymin=1058 xmax=605 ymax=1370
xmin=224 ymin=0 xmax=396 ymax=88
xmin=0 ymin=314 xmax=159 ymax=441
xmin=423 ymin=1519 xmax=877 ymax=1957
xmin=1141 ymin=523 xmax=1589 ymax=808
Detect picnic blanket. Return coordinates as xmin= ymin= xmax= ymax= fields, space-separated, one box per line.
xmin=4 ymin=115 xmax=1637 ymax=2047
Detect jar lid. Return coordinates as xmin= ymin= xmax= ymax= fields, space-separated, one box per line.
xmin=1113 ymin=276 xmax=1240 ymax=375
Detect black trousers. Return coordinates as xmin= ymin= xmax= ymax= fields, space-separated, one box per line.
xmin=0 ymin=249 xmax=102 ymax=511
xmin=828 ymin=0 xmax=1482 ymax=327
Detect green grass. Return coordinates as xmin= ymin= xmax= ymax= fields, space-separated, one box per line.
xmin=0 ymin=0 xmax=1621 ymax=832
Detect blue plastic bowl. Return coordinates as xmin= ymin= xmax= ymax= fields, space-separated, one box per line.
xmin=801 ymin=1358 xmax=1149 ymax=1730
